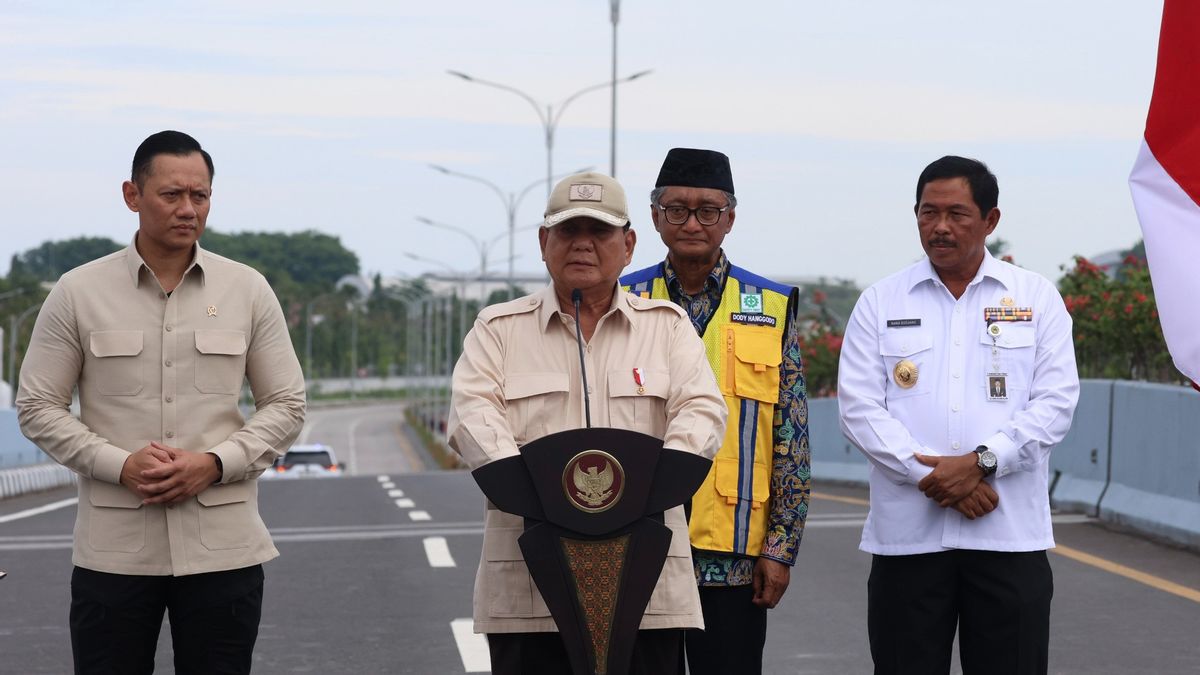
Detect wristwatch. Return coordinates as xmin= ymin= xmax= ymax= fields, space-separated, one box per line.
xmin=975 ymin=445 xmax=998 ymax=476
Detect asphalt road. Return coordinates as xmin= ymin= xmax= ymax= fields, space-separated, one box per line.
xmin=2 ymin=405 xmax=1199 ymax=673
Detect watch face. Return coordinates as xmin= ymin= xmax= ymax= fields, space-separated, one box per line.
xmin=979 ymin=450 xmax=997 ymax=470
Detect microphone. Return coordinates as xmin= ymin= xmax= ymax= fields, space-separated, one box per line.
xmin=571 ymin=289 xmax=593 ymax=428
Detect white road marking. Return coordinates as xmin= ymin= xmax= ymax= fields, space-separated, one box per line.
xmin=395 ymin=498 xmax=415 ymax=508
xmin=376 ymin=475 xmax=390 ymax=482
xmin=381 ymin=482 xmax=396 ymax=489
xmin=423 ymin=536 xmax=456 ymax=568
xmin=387 ymin=489 xmax=405 ymax=498
xmin=409 ymin=510 xmax=432 ymax=521
xmin=296 ymin=420 xmax=316 ymax=445
xmin=347 ymin=415 xmax=365 ymax=474
xmin=451 ymin=618 xmax=491 ymax=672
xmin=0 ymin=498 xmax=78 ymax=524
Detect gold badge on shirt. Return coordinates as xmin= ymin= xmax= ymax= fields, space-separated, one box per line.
xmin=893 ymin=359 xmax=919 ymax=389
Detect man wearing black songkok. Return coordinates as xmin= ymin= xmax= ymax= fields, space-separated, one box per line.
xmin=621 ymin=149 xmax=811 ymax=675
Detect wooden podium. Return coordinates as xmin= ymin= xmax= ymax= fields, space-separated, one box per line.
xmin=472 ymin=427 xmax=710 ymax=675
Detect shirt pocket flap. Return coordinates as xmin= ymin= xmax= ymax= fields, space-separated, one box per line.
xmin=195 ymin=330 xmax=248 ymax=356
xmin=502 ymin=372 xmax=569 ymax=401
xmin=89 ymin=331 xmax=144 ymax=358
xmin=483 ymin=528 xmax=525 ymax=561
xmin=981 ymin=324 xmax=1036 ymax=349
xmin=878 ymin=331 xmax=934 ymax=357
xmin=89 ymin=480 xmax=144 ymax=508
xmin=733 ymin=330 xmax=783 ymax=369
xmin=196 ymin=481 xmax=251 ymax=507
xmin=607 ymin=369 xmax=669 ymax=399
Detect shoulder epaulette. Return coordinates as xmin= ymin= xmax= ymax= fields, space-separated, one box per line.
xmin=477 ymin=294 xmax=541 ymax=322
xmin=625 ymin=293 xmax=686 ymax=318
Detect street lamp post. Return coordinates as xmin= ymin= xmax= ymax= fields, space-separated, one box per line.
xmin=414 ymin=216 xmax=511 ymax=303
xmin=609 ymin=0 xmax=622 ymax=176
xmin=428 ymin=166 xmax=589 ymax=296
xmin=447 ymin=69 xmax=652 ymax=199
xmin=404 ymin=252 xmax=470 ymax=353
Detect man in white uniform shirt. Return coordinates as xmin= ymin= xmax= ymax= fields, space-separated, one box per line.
xmin=838 ymin=156 xmax=1079 ymax=675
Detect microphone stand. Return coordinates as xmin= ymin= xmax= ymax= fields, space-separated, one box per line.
xmin=571 ymin=289 xmax=593 ymax=428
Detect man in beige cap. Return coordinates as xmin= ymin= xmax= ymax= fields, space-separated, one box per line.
xmin=448 ymin=171 xmax=727 ymax=674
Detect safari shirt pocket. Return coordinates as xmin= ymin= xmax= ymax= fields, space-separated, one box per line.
xmin=197 ymin=482 xmax=252 ymax=550
xmin=88 ymin=330 xmax=144 ymax=396
xmin=502 ymin=372 xmax=569 ymax=445
xmin=194 ymin=330 xmax=247 ymax=395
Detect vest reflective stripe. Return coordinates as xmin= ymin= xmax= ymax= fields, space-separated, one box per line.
xmin=621 ymin=264 xmax=789 ymax=555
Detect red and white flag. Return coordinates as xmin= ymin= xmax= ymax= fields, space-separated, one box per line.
xmin=1129 ymin=0 xmax=1200 ymax=384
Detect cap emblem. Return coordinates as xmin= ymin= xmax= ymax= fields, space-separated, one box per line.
xmin=569 ymin=184 xmax=604 ymax=201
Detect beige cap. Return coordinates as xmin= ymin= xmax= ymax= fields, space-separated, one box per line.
xmin=543 ymin=171 xmax=630 ymax=228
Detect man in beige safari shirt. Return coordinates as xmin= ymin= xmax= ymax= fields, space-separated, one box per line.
xmin=448 ymin=171 xmax=727 ymax=674
xmin=17 ymin=130 xmax=305 ymax=675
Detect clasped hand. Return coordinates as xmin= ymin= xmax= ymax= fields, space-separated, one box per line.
xmin=914 ymin=452 xmax=999 ymax=520
xmin=119 ymin=442 xmax=220 ymax=506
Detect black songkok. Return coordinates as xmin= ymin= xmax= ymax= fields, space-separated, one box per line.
xmin=654 ymin=148 xmax=735 ymax=195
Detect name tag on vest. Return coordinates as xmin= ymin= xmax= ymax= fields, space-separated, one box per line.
xmin=730 ymin=312 xmax=777 ymax=327
xmin=887 ymin=318 xmax=922 ymax=328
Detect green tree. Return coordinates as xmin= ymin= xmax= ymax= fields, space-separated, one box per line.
xmin=10 ymin=237 xmax=123 ymax=281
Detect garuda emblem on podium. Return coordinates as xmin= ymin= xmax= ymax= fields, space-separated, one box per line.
xmin=563 ymin=450 xmax=625 ymax=513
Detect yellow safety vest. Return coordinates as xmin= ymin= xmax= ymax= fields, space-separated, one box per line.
xmin=621 ymin=263 xmax=793 ymax=556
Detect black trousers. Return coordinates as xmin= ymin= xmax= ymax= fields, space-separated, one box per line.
xmin=70 ymin=564 xmax=264 ymax=675
xmin=868 ymin=550 xmax=1053 ymax=675
xmin=488 ymin=629 xmax=683 ymax=675
xmin=683 ymin=584 xmax=768 ymax=675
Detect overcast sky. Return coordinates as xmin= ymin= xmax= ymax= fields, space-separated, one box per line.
xmin=0 ymin=1 xmax=1164 ymax=289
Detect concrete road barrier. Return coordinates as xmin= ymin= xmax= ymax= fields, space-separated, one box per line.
xmin=809 ymin=398 xmax=868 ymax=484
xmin=1099 ymin=381 xmax=1200 ymax=548
xmin=1049 ymin=380 xmax=1113 ymax=515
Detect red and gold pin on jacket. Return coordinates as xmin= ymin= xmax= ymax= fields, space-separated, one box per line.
xmin=633 ymin=367 xmax=646 ymax=395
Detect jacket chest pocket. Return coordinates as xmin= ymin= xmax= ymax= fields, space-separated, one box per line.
xmin=194 ymin=330 xmax=247 ymax=395
xmin=606 ymin=368 xmax=669 ymax=433
xmin=727 ymin=325 xmax=782 ymax=404
xmin=879 ymin=331 xmax=934 ymax=400
xmin=979 ymin=323 xmax=1036 ymax=390
xmin=502 ymin=372 xmax=569 ymax=445
xmin=88 ymin=331 xmax=144 ymax=396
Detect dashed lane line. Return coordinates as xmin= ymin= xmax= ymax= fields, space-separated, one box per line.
xmin=423 ymin=536 xmax=456 ymax=567
xmin=376 ymin=475 xmax=390 ymax=482
xmin=410 ymin=510 xmax=432 ymax=521
xmin=388 ymin=489 xmax=405 ymax=498
xmin=382 ymin=482 xmax=396 ymax=489
xmin=451 ymin=619 xmax=491 ymax=672
xmin=395 ymin=498 xmax=416 ymax=508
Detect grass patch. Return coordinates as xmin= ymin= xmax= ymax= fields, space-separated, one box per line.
xmin=404 ymin=405 xmax=462 ymax=470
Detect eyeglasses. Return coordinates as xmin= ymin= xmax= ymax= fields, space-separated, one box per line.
xmin=656 ymin=204 xmax=729 ymax=227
